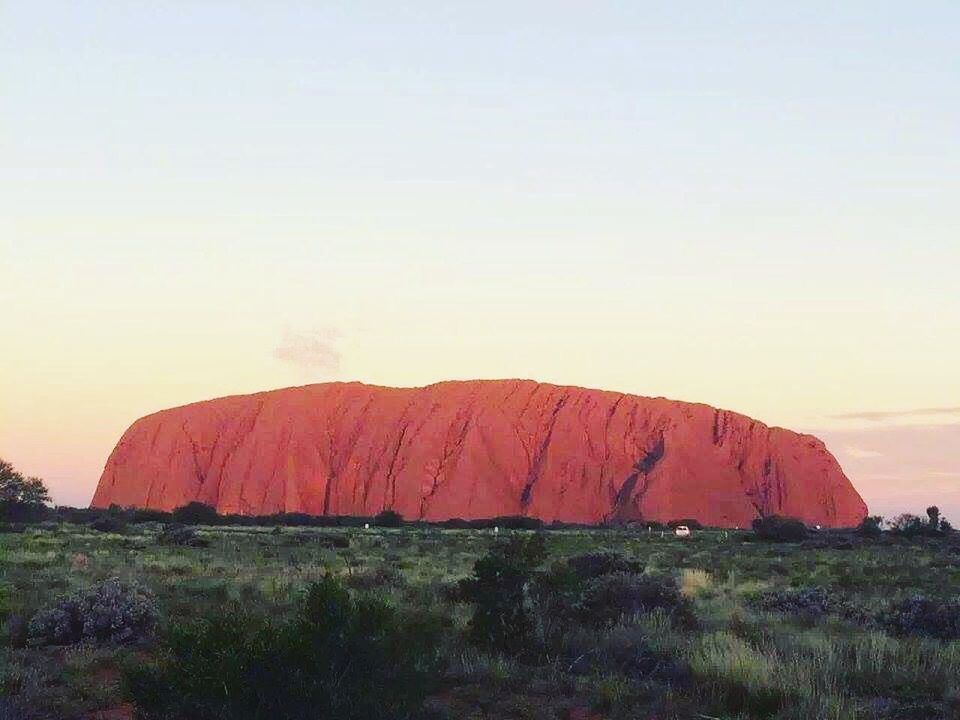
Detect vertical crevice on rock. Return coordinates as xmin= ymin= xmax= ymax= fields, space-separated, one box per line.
xmin=520 ymin=394 xmax=568 ymax=509
xmin=611 ymin=436 xmax=665 ymax=518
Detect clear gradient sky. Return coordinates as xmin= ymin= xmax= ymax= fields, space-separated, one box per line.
xmin=2 ymin=2 xmax=958 ymax=519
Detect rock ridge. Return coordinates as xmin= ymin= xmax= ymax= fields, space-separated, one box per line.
xmin=91 ymin=380 xmax=867 ymax=527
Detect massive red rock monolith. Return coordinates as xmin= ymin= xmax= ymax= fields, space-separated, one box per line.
xmin=91 ymin=380 xmax=867 ymax=527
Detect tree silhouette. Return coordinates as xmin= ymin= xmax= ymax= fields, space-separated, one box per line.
xmin=0 ymin=458 xmax=51 ymax=520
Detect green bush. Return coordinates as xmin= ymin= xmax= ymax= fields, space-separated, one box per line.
xmin=577 ymin=572 xmax=694 ymax=628
xmin=345 ymin=564 xmax=405 ymax=591
xmin=567 ymin=552 xmax=642 ymax=580
xmin=753 ymin=586 xmax=835 ymax=622
xmin=752 ymin=515 xmax=807 ymax=542
xmin=132 ymin=508 xmax=173 ymax=523
xmin=857 ymin=515 xmax=883 ymax=538
xmin=172 ymin=501 xmax=221 ymax=525
xmin=158 ymin=523 xmax=209 ymax=547
xmin=667 ymin=518 xmax=704 ymax=530
xmin=90 ymin=514 xmax=128 ymax=533
xmin=459 ymin=535 xmax=547 ymax=655
xmin=4 ymin=614 xmax=28 ymax=649
xmin=881 ymin=596 xmax=960 ymax=640
xmin=639 ymin=521 xmax=667 ymax=531
xmin=890 ymin=513 xmax=927 ymax=536
xmin=488 ymin=515 xmax=544 ymax=530
xmin=314 ymin=533 xmax=350 ymax=549
xmin=28 ymin=577 xmax=157 ymax=646
xmin=123 ymin=577 xmax=441 ymax=720
xmin=890 ymin=508 xmax=953 ymax=537
xmin=373 ymin=509 xmax=403 ymax=527
xmin=0 ymin=583 xmax=12 ymax=623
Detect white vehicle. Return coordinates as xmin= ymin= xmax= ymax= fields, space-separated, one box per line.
xmin=674 ymin=525 xmax=691 ymax=538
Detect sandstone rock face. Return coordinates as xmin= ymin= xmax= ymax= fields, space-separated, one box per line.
xmin=91 ymin=380 xmax=867 ymax=527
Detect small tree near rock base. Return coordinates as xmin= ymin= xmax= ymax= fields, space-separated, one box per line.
xmin=459 ymin=534 xmax=548 ymax=655
xmin=857 ymin=515 xmax=883 ymax=538
xmin=171 ymin=501 xmax=220 ymax=525
xmin=373 ymin=509 xmax=403 ymax=528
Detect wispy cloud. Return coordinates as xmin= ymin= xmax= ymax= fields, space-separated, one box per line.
xmin=830 ymin=407 xmax=960 ymax=422
xmin=843 ymin=445 xmax=883 ymax=459
xmin=273 ymin=328 xmax=341 ymax=376
xmin=816 ymin=422 xmax=960 ymax=520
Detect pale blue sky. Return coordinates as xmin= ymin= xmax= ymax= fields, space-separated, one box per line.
xmin=2 ymin=2 xmax=958 ymax=514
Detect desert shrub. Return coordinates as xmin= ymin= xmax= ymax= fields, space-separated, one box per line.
xmin=437 ymin=517 xmax=472 ymax=529
xmin=595 ymin=624 xmax=689 ymax=682
xmin=577 ymin=572 xmax=694 ymax=628
xmin=0 ymin=684 xmax=39 ymax=720
xmin=132 ymin=508 xmax=173 ymax=523
xmin=158 ymin=523 xmax=209 ymax=547
xmin=527 ymin=561 xmax=586 ymax=647
xmin=890 ymin=514 xmax=928 ymax=536
xmin=123 ymin=577 xmax=441 ymax=720
xmin=885 ymin=511 xmax=954 ymax=537
xmin=53 ymin=506 xmax=100 ymax=524
xmin=489 ymin=515 xmax=544 ymax=530
xmin=563 ymin=624 xmax=634 ymax=675
xmin=752 ymin=515 xmax=807 ymax=542
xmin=274 ymin=512 xmax=326 ymax=526
xmin=373 ymin=509 xmax=403 ymax=528
xmin=345 ymin=565 xmax=405 ymax=591
xmin=0 ymin=583 xmax=11 ymax=622
xmin=315 ymin=533 xmax=350 ymax=549
xmin=0 ymin=503 xmax=47 ymax=523
xmin=882 ymin=596 xmax=960 ymax=640
xmin=893 ymin=507 xmax=954 ymax=536
xmin=668 ymin=518 xmax=703 ymax=530
xmin=567 ymin=552 xmax=642 ymax=580
xmin=90 ymin=514 xmax=127 ymax=533
xmin=857 ymin=515 xmax=883 ymax=538
xmin=459 ymin=534 xmax=547 ymax=655
xmin=645 ymin=521 xmax=667 ymax=530
xmin=172 ymin=501 xmax=220 ymax=525
xmin=753 ymin=587 xmax=834 ymax=620
xmin=5 ymin=615 xmax=28 ymax=649
xmin=27 ymin=577 xmax=157 ymax=646
xmin=441 ymin=515 xmax=545 ymax=530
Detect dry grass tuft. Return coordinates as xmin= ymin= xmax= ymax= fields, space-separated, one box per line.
xmin=680 ymin=568 xmax=712 ymax=598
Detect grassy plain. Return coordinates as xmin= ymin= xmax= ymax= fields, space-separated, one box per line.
xmin=2 ymin=522 xmax=960 ymax=719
